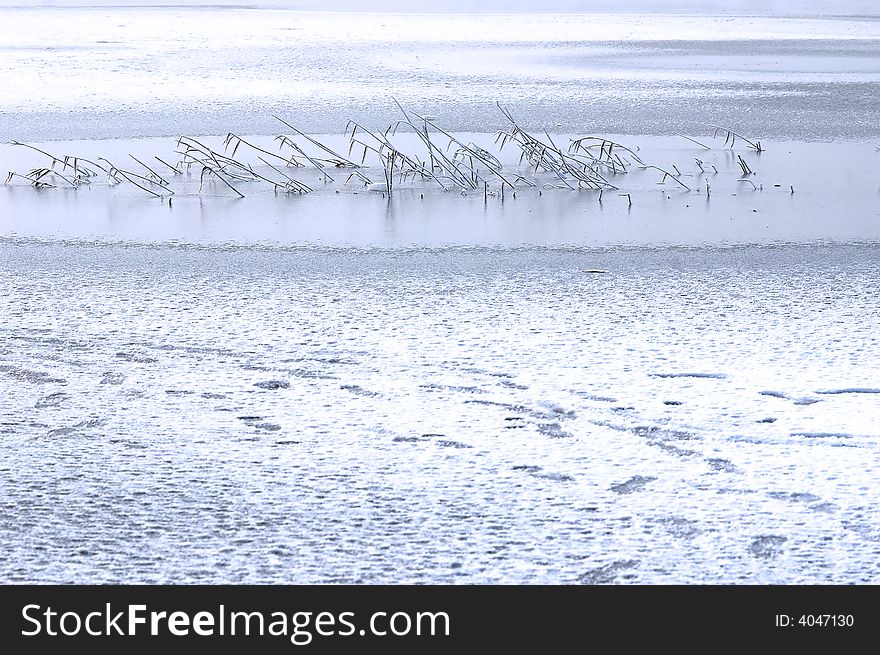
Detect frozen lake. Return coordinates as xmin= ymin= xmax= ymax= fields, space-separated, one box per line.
xmin=1 ymin=241 xmax=879 ymax=583
xmin=1 ymin=2 xmax=879 ymax=584
xmin=1 ymin=4 xmax=879 ymax=140
xmin=1 ymin=134 xmax=878 ymax=247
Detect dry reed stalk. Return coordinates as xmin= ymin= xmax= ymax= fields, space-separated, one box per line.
xmin=710 ymin=125 xmax=763 ymax=152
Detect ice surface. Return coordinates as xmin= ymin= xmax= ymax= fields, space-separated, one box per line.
xmin=1 ymin=3 xmax=879 ymax=584
xmin=1 ymin=7 xmax=879 ymax=140
xmin=1 ymin=135 xmax=878 ymax=248
xmin=1 ymin=242 xmax=879 ymax=583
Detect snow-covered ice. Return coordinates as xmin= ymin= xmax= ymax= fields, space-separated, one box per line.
xmin=1 ymin=1 xmax=878 ymax=584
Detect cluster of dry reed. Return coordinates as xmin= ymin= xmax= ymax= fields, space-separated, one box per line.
xmin=4 ymin=102 xmax=766 ymax=200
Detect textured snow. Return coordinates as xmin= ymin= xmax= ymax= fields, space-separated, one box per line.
xmin=1 ymin=2 xmax=879 ymax=584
